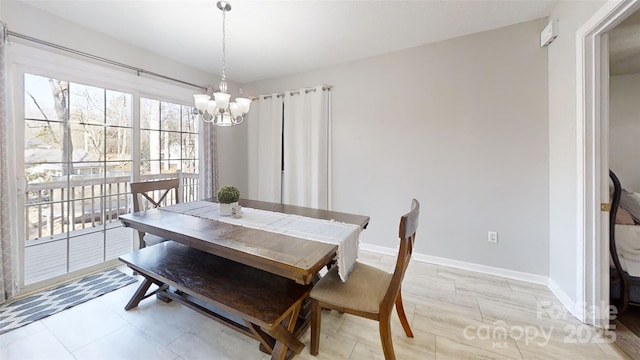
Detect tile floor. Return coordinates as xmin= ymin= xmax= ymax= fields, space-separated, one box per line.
xmin=0 ymin=250 xmax=629 ymax=360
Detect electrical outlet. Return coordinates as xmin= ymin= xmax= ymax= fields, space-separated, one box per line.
xmin=488 ymin=231 xmax=498 ymax=243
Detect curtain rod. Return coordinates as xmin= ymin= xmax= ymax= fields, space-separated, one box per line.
xmin=3 ymin=24 xmax=206 ymax=91
xmin=252 ymin=85 xmax=332 ymax=100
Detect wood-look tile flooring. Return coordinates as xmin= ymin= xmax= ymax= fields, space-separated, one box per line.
xmin=0 ymin=250 xmax=629 ymax=359
xmin=613 ymin=307 xmax=640 ymax=359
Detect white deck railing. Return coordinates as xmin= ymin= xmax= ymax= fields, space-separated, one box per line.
xmin=23 ymin=172 xmax=199 ymax=284
xmin=25 ymin=172 xmax=199 ymax=241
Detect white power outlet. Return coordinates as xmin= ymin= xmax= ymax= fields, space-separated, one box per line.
xmin=488 ymin=231 xmax=498 ymax=243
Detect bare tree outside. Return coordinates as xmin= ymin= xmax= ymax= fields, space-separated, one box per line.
xmin=50 ymin=79 xmax=74 ymax=175
xmin=25 ymin=77 xmax=74 ymax=175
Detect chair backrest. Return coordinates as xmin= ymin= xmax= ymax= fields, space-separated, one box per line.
xmin=610 ymin=171 xmax=628 ymax=281
xmin=382 ymin=199 xmax=420 ymax=312
xmin=130 ymin=179 xmax=181 ymax=212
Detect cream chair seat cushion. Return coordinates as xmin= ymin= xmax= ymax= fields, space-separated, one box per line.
xmin=310 ymin=262 xmax=392 ymax=314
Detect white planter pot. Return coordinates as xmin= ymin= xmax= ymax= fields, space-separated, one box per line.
xmin=220 ymin=202 xmax=238 ymax=216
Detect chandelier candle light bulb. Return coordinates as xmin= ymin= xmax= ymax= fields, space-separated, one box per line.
xmin=193 ymin=1 xmax=251 ymax=126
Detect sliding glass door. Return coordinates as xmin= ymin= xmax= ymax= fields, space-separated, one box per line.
xmin=20 ymin=72 xmax=200 ymax=287
xmin=23 ymin=73 xmax=134 ymax=285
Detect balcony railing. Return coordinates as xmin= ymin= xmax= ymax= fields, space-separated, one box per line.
xmin=22 ymin=172 xmax=200 ymax=285
xmin=25 ymin=172 xmax=199 ymax=241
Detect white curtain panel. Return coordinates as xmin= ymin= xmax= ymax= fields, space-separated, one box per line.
xmin=247 ymin=94 xmax=284 ymax=202
xmin=201 ymin=121 xmax=219 ymax=199
xmin=283 ymin=86 xmax=331 ymax=209
xmin=0 ymin=23 xmax=16 ymax=303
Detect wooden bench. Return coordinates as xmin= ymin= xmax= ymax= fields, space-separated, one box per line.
xmin=119 ymin=241 xmax=311 ymax=360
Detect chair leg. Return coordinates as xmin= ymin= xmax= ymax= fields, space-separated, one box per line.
xmin=310 ymin=299 xmax=321 ymax=356
xmin=395 ymin=291 xmax=414 ymax=338
xmin=622 ymin=282 xmax=630 ymax=313
xmin=379 ymin=312 xmax=396 ymax=360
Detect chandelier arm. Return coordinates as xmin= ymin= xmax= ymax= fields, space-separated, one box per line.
xmin=201 ymin=112 xmax=214 ymax=123
xmin=232 ymin=115 xmax=244 ymax=125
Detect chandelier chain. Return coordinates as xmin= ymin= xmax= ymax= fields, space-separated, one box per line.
xmin=221 ymin=6 xmax=226 ymax=81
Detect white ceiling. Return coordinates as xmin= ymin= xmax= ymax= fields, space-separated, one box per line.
xmin=22 ymin=0 xmax=561 ymax=83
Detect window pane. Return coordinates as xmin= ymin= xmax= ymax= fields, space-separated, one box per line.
xmin=182 ymin=105 xmax=198 ymax=133
xmin=70 ymin=123 xmax=105 ymax=162
xmin=141 ymin=160 xmax=152 ymax=175
xmin=24 ymin=73 xmax=63 ymax=121
xmin=140 ymin=98 xmax=160 ymax=130
xmin=160 ymin=131 xmax=181 ymax=161
xmin=105 ymin=160 xmax=132 ymax=176
xmin=106 ymin=91 xmax=132 ymax=127
xmin=141 ymin=160 xmax=176 ymax=175
xmin=182 ymin=133 xmax=197 ymax=159
xmin=182 ymin=159 xmax=197 ymax=173
xmin=69 ymin=161 xmax=105 ymax=176
xmin=106 ymin=128 xmax=132 ymax=161
xmin=25 ymin=119 xmax=64 ymax=166
xmin=70 ymin=83 xmax=105 ymax=125
xmin=161 ymin=102 xmax=180 ymax=131
xmin=140 ymin=129 xmax=150 ymax=161
xmin=141 ymin=129 xmax=161 ymax=161
xmin=141 ymin=98 xmax=199 ymax=174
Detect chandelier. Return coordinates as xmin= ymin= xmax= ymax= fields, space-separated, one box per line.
xmin=193 ymin=1 xmax=250 ymax=126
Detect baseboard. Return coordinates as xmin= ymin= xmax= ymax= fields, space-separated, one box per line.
xmin=359 ymin=243 xmax=548 ymax=285
xmin=359 ymin=243 xmax=585 ymax=323
xmin=359 ymin=243 xmax=398 ymax=257
xmin=547 ymin=277 xmax=584 ymax=321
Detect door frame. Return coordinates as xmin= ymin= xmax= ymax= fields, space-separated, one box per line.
xmin=578 ymin=0 xmax=640 ymax=326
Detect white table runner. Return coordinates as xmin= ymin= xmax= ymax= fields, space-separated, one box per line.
xmin=158 ymin=201 xmax=360 ymax=281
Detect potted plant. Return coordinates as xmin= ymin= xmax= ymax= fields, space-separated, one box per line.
xmin=217 ymin=185 xmax=240 ymax=216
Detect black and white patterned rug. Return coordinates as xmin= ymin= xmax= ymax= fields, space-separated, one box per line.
xmin=0 ymin=268 xmax=137 ymax=335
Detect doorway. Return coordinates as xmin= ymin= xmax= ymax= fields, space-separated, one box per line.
xmin=578 ymin=0 xmax=640 ymax=328
xmin=607 ymin=6 xmax=640 ymax=358
xmin=576 ymin=0 xmax=640 ymax=326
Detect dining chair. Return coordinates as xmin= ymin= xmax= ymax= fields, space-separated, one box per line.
xmin=130 ymin=178 xmax=180 ymax=249
xmin=310 ymin=199 xmax=420 ymax=360
xmin=609 ymin=170 xmax=640 ymax=312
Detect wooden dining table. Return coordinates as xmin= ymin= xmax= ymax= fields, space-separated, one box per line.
xmin=118 ymin=198 xmax=369 ymax=358
xmin=119 ymin=198 xmax=369 ymax=285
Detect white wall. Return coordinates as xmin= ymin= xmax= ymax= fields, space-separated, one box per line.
xmin=243 ymin=19 xmax=550 ymax=276
xmin=547 ymin=0 xmax=606 ymax=304
xmin=0 ymin=0 xmax=248 ymax=192
xmin=610 ymin=73 xmax=640 ymax=192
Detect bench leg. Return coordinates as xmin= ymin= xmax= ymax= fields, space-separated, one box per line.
xmin=270 ymin=301 xmax=304 ymax=360
xmin=247 ymin=322 xmax=276 ymax=354
xmin=156 ymin=284 xmax=172 ymax=303
xmin=125 ymin=278 xmax=153 ymax=310
xmin=125 ymin=276 xmax=171 ymax=310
